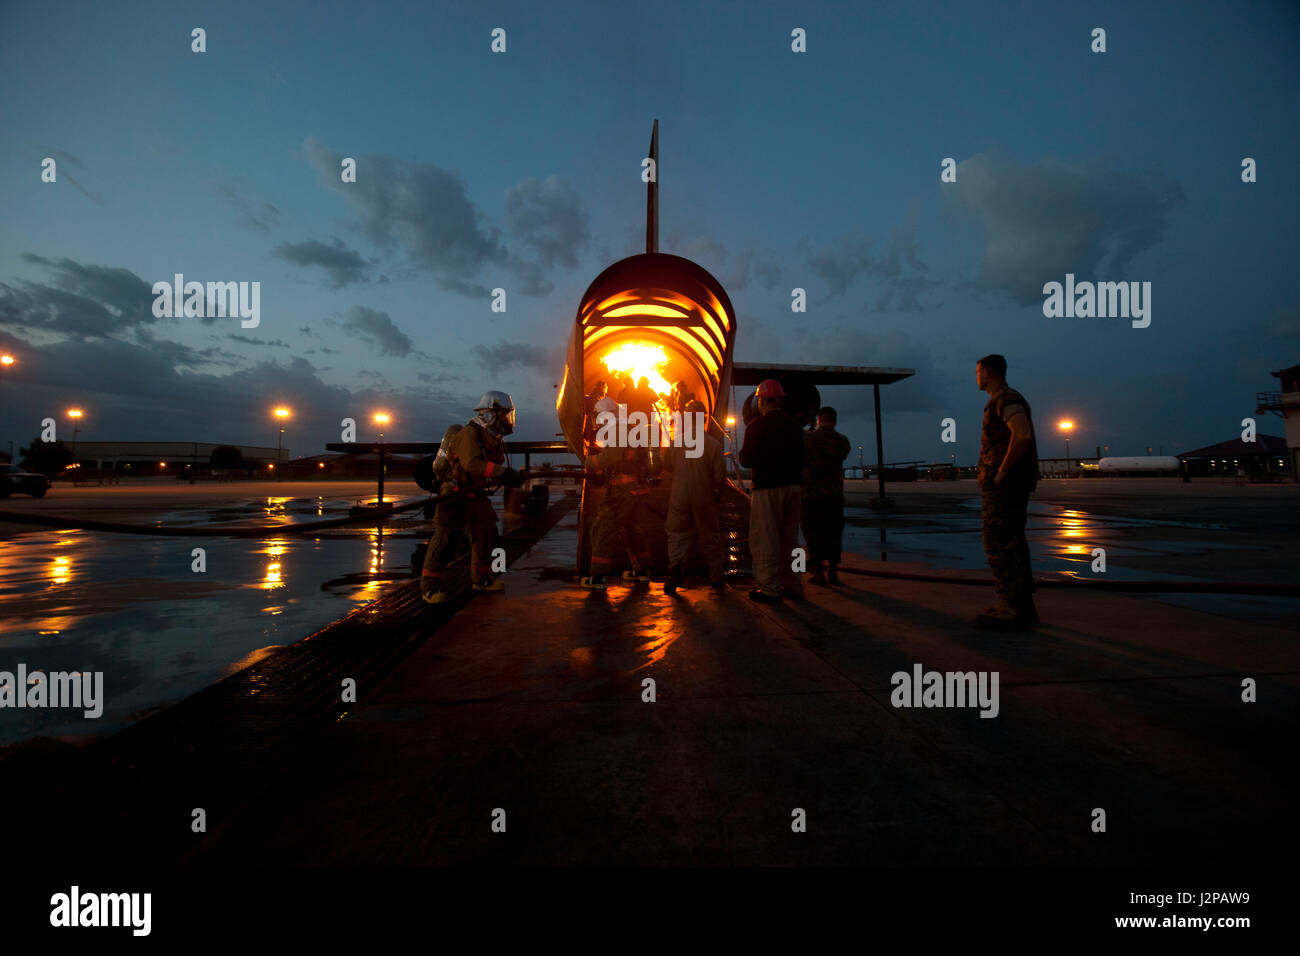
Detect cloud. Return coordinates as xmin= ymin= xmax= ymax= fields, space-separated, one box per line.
xmin=272 ymin=238 xmax=369 ymax=287
xmin=304 ymin=138 xmax=506 ymax=284
xmin=303 ymin=139 xmax=574 ymax=300
xmin=43 ymin=149 xmax=103 ymax=205
xmin=943 ymin=150 xmax=1185 ymax=305
xmin=505 ymin=175 xmax=590 ymax=268
xmin=339 ymin=305 xmax=413 ymax=357
xmin=227 ymin=333 xmax=289 ymax=348
xmin=806 ymin=235 xmax=877 ymax=299
xmin=214 ymin=183 xmax=280 ymax=232
xmin=472 ymin=341 xmax=553 ymax=371
xmin=0 ymin=255 xmax=162 ymax=338
xmin=0 ymin=332 xmax=467 ymax=452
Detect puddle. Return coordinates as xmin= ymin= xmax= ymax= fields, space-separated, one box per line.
xmin=0 ymin=495 xmax=429 ymax=745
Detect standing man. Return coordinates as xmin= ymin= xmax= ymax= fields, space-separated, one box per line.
xmin=802 ymin=406 xmax=852 ymax=586
xmin=975 ymin=355 xmax=1039 ymax=628
xmin=421 ymin=391 xmax=525 ymax=603
xmin=581 ymin=399 xmax=654 ymax=589
xmin=663 ymin=399 xmax=727 ymax=594
xmin=738 ymin=379 xmax=805 ymax=603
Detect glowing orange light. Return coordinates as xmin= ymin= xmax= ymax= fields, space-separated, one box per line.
xmin=601 ymin=342 xmax=672 ymax=394
xmin=67 ymin=408 xmax=83 ymax=419
xmin=1058 ymin=420 xmax=1074 ymax=432
xmin=725 ymin=416 xmax=736 ymax=426
xmin=0 ymin=354 xmax=13 ymax=366
xmin=274 ymin=406 xmax=290 ymax=420
xmin=159 ymin=462 xmax=166 ymax=468
xmin=374 ymin=412 xmax=391 ymax=426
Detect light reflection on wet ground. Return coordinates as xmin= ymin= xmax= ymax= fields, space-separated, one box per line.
xmin=843 ymin=500 xmax=1253 ymax=577
xmin=0 ymin=494 xmax=432 ymax=745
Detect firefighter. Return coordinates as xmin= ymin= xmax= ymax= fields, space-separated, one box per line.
xmin=419 ymin=425 xmax=466 ymax=604
xmin=738 ymin=379 xmax=805 ymax=603
xmin=420 ymin=392 xmax=525 ymax=603
xmin=663 ymin=399 xmax=727 ymax=594
xmin=581 ymin=397 xmax=654 ymax=589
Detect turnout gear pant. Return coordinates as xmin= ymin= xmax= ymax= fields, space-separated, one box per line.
xmin=666 ymin=492 xmax=724 ymax=580
xmin=750 ymin=485 xmax=802 ymax=596
xmin=980 ymin=482 xmax=1036 ymax=608
xmin=590 ymin=483 xmax=652 ymax=574
xmin=421 ymin=494 xmax=499 ymax=590
xmin=801 ymin=494 xmax=844 ymax=567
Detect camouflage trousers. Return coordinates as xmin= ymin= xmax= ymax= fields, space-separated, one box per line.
xmin=801 ymin=494 xmax=845 ymax=567
xmin=980 ymin=483 xmax=1036 ymax=607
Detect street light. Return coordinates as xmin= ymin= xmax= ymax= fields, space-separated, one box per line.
xmin=1058 ymin=420 xmax=1074 ymax=476
xmin=1 ymin=355 xmax=14 ymax=460
xmin=68 ymin=408 xmax=84 ymax=460
xmin=373 ymin=412 xmax=391 ymax=505
xmin=273 ymin=407 xmax=290 ymax=465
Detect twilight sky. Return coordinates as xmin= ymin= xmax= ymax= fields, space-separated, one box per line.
xmin=1 ymin=0 xmax=1296 ymax=465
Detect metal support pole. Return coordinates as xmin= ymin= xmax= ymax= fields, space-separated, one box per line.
xmin=873 ymin=384 xmax=886 ymax=503
xmin=377 ymin=444 xmax=385 ymax=505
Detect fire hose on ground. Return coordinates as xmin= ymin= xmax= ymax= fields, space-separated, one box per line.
xmin=0 ymin=471 xmax=1294 ymax=596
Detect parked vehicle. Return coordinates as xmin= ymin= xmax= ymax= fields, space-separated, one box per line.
xmin=0 ymin=463 xmax=50 ymax=498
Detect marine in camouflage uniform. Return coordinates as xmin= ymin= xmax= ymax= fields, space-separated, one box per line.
xmin=801 ymin=407 xmax=852 ymax=586
xmin=975 ymin=355 xmax=1039 ymax=628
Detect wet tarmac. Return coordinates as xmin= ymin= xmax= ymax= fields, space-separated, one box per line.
xmin=0 ymin=490 xmax=433 ymax=744
xmin=2 ymin=478 xmax=1295 ymax=747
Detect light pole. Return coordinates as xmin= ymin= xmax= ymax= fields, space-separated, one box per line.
xmin=1 ymin=354 xmax=14 ymax=462
xmin=373 ymin=412 xmax=390 ymax=505
xmin=1057 ymin=420 xmax=1074 ymax=477
xmin=273 ymin=406 xmax=290 ymax=466
xmin=68 ymin=408 xmax=83 ymax=462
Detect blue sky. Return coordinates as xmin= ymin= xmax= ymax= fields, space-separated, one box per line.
xmin=1 ymin=0 xmax=1296 ymax=464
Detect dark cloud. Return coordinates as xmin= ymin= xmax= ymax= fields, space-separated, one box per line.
xmin=304 ymin=138 xmax=505 ymax=282
xmin=505 ymin=175 xmax=590 ymax=268
xmin=873 ymin=276 xmax=944 ymax=313
xmin=339 ymin=305 xmax=413 ymax=357
xmin=943 ymin=150 xmax=1185 ymax=305
xmin=227 ymin=333 xmax=289 ymax=348
xmin=472 ymin=341 xmax=552 ymax=371
xmin=272 ymin=238 xmax=369 ymax=287
xmin=806 ymin=235 xmax=877 ymax=299
xmin=0 ymin=256 xmax=162 ymax=338
xmin=0 ymin=332 xmax=465 ymax=452
xmin=303 ymin=139 xmax=566 ymax=299
xmin=43 ymin=149 xmax=102 ymax=205
xmin=214 ymin=183 xmax=280 ymax=232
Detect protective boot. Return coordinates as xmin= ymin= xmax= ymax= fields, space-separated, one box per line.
xmin=664 ymin=565 xmax=683 ymax=595
xmin=580 ymin=574 xmax=608 ymax=590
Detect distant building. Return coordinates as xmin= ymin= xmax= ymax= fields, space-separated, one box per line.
xmin=1256 ymin=364 xmax=1300 ymax=481
xmin=1176 ymin=434 xmax=1290 ymax=480
xmin=70 ymin=441 xmax=282 ymax=473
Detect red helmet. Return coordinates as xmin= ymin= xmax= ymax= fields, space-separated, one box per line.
xmin=755 ymin=379 xmax=785 ymax=399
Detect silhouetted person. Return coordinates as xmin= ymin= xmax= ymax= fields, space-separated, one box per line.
xmin=739 ymin=379 xmax=804 ymax=603
xmin=975 ymin=354 xmax=1039 ymax=628
xmin=802 ymin=406 xmax=851 ymax=586
xmin=663 ymin=399 xmax=727 ymax=594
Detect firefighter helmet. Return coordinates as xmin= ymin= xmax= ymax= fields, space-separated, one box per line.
xmin=474 ymin=391 xmax=516 ymax=435
xmin=755 ymin=379 xmax=786 ymax=399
